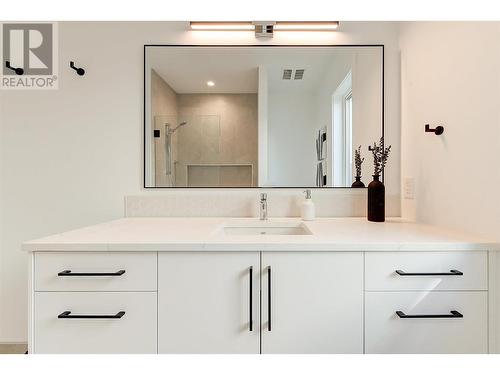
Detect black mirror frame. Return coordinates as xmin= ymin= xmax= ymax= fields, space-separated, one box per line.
xmin=143 ymin=44 xmax=385 ymax=189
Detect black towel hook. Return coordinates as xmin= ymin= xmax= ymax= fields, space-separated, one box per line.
xmin=5 ymin=61 xmax=24 ymax=75
xmin=425 ymin=124 xmax=444 ymax=135
xmin=70 ymin=61 xmax=85 ymax=76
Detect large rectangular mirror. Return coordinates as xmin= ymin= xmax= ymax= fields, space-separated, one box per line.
xmin=144 ymin=45 xmax=383 ymax=188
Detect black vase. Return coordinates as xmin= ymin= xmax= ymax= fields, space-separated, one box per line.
xmin=351 ymin=176 xmax=365 ymax=188
xmin=368 ymin=175 xmax=385 ymax=222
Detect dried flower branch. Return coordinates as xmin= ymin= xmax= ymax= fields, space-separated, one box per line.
xmin=370 ymin=137 xmax=392 ymax=176
xmin=354 ymin=146 xmax=364 ymax=178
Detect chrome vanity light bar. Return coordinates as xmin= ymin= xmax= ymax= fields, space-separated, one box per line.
xmin=189 ymin=21 xmax=255 ymax=30
xmin=189 ymin=21 xmax=339 ymax=38
xmin=273 ymin=21 xmax=339 ymax=31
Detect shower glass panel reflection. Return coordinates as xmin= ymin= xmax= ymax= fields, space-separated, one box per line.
xmin=154 ymin=115 xmax=178 ymax=187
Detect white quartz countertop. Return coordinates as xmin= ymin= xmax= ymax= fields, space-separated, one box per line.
xmin=22 ymin=217 xmax=499 ymax=252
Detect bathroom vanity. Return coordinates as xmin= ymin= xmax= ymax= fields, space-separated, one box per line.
xmin=23 ymin=217 xmax=498 ymax=354
xmin=21 ymin=43 xmax=495 ymax=355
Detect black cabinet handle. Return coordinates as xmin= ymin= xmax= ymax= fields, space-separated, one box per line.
xmin=58 ymin=270 xmax=126 ymax=277
xmin=268 ymin=266 xmax=272 ymax=332
xmin=396 ymin=310 xmax=463 ymax=319
xmin=249 ymin=266 xmax=253 ymax=332
xmin=395 ymin=269 xmax=463 ymax=276
xmin=58 ymin=311 xmax=125 ymax=319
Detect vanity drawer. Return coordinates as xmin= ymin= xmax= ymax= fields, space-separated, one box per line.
xmin=365 ymin=291 xmax=487 ymax=353
xmin=34 ymin=252 xmax=157 ymax=291
xmin=365 ymin=252 xmax=487 ymax=291
xmin=34 ymin=291 xmax=157 ymax=354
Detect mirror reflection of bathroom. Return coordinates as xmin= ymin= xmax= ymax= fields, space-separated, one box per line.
xmin=151 ymin=68 xmax=258 ymax=187
xmin=146 ymin=46 xmax=382 ymax=188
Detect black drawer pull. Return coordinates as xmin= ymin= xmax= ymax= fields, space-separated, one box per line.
xmin=58 ymin=270 xmax=126 ymax=277
xmin=58 ymin=311 xmax=125 ymax=319
xmin=396 ymin=310 xmax=463 ymax=319
xmin=395 ymin=269 xmax=463 ymax=276
xmin=249 ymin=266 xmax=253 ymax=332
xmin=268 ymin=266 xmax=272 ymax=332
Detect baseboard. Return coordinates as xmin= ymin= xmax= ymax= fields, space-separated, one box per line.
xmin=0 ymin=343 xmax=28 ymax=354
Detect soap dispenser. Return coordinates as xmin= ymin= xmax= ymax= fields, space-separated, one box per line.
xmin=301 ymin=190 xmax=315 ymax=221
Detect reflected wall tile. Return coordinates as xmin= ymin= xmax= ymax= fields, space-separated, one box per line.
xmin=220 ymin=165 xmax=253 ymax=187
xmin=187 ymin=165 xmax=221 ymax=187
xmin=176 ymin=93 xmax=258 ymax=184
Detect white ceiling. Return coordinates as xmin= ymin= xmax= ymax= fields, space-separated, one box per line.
xmin=147 ymin=46 xmax=380 ymax=94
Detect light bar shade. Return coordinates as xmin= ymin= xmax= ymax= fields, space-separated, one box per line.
xmin=189 ymin=22 xmax=254 ymax=31
xmin=274 ymin=21 xmax=339 ymax=31
xmin=189 ymin=21 xmax=339 ymax=32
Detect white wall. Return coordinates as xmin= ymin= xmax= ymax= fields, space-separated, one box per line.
xmin=400 ymin=22 xmax=500 ymax=239
xmin=0 ymin=21 xmax=401 ymax=342
xmin=400 ymin=21 xmax=500 ymax=351
xmin=267 ymin=91 xmax=317 ymax=186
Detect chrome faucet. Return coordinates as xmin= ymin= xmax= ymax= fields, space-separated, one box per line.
xmin=259 ymin=193 xmax=268 ymax=220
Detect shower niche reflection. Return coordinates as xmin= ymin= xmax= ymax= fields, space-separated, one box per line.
xmin=145 ymin=46 xmax=383 ymax=188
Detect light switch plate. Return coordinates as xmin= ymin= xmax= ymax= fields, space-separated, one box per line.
xmin=403 ymin=177 xmax=415 ymax=200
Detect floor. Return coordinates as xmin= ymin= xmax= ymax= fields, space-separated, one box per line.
xmin=0 ymin=343 xmax=28 ymax=354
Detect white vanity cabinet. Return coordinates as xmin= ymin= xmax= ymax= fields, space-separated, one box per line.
xmin=261 ymin=252 xmax=363 ymax=353
xmin=31 ymin=252 xmax=158 ymax=354
xmin=34 ymin=291 xmax=157 ymax=354
xmin=365 ymin=291 xmax=487 ymax=353
xmin=364 ymin=251 xmax=489 ymax=354
xmin=28 ymin=247 xmax=492 ymax=354
xmin=157 ymin=252 xmax=363 ymax=354
xmin=158 ymin=252 xmax=260 ymax=353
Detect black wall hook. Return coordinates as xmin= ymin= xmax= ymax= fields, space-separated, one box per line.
xmin=425 ymin=124 xmax=444 ymax=135
xmin=70 ymin=61 xmax=85 ymax=76
xmin=5 ymin=61 xmax=24 ymax=75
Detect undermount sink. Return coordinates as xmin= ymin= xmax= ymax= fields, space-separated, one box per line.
xmin=222 ymin=221 xmax=312 ymax=236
